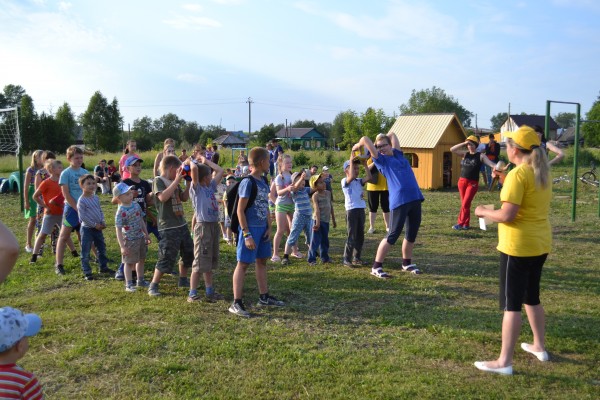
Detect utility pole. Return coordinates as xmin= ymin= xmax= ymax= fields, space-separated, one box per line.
xmin=246 ymin=97 xmax=253 ymax=136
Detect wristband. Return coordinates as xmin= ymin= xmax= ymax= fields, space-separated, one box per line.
xmin=243 ymin=232 xmax=253 ymax=239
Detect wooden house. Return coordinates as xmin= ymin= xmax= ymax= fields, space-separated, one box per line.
xmin=274 ymin=127 xmax=326 ymax=149
xmin=388 ymin=113 xmax=467 ymax=189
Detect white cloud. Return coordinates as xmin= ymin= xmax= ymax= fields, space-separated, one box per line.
xmin=163 ymin=14 xmax=222 ymax=29
xmin=58 ymin=2 xmax=72 ymax=12
xmin=176 ymin=73 xmax=207 ymax=84
xmin=209 ymin=0 xmax=245 ymax=5
xmin=182 ymin=4 xmax=203 ymax=12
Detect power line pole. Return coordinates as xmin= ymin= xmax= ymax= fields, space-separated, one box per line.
xmin=246 ymin=97 xmax=253 ymax=136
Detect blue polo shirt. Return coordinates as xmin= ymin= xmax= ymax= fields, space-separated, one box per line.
xmin=373 ymin=148 xmax=424 ymax=209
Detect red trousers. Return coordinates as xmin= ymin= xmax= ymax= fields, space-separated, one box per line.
xmin=457 ymin=177 xmax=479 ymax=227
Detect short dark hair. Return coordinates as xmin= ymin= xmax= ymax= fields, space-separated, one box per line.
xmin=78 ymin=174 xmax=96 ymax=186
xmin=489 ymin=134 xmax=495 ymax=140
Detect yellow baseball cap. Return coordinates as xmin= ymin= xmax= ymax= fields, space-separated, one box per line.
xmin=309 ymin=174 xmax=322 ymax=189
xmin=503 ymin=125 xmax=541 ymax=150
xmin=466 ymin=135 xmax=479 ymax=144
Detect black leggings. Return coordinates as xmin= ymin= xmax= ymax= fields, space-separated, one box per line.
xmin=367 ymin=190 xmax=390 ymax=213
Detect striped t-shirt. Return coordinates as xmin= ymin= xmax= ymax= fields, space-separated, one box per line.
xmin=292 ymin=187 xmax=312 ymax=216
xmin=0 ymin=364 xmax=43 ymax=399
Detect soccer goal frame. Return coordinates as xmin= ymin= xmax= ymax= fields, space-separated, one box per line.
xmin=0 ymin=107 xmax=24 ymax=211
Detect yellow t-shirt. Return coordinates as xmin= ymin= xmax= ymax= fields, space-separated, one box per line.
xmin=497 ymin=164 xmax=552 ymax=257
xmin=366 ymin=158 xmax=388 ymax=191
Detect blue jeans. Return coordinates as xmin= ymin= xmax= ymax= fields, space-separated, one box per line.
xmin=286 ymin=212 xmax=312 ymax=248
xmin=308 ymin=220 xmax=330 ymax=263
xmin=80 ymin=226 xmax=108 ymax=275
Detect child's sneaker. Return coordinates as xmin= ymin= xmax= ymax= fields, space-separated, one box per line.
xmin=100 ymin=267 xmax=115 ymax=275
xmin=228 ymin=302 xmax=250 ymax=318
xmin=281 ymin=258 xmax=289 ymax=266
xmin=178 ymin=277 xmax=190 ymax=288
xmin=352 ymin=258 xmax=367 ymax=266
xmin=125 ymin=284 xmax=136 ymax=293
xmin=71 ymin=250 xmax=79 ymax=257
xmin=55 ymin=264 xmax=66 ymax=275
xmin=84 ymin=273 xmax=95 ymax=281
xmin=25 ymin=245 xmax=33 ymax=253
xmin=29 ymin=254 xmax=38 ymax=264
xmin=148 ymin=285 xmax=161 ymax=296
xmin=114 ymin=264 xmax=125 ymax=281
xmin=205 ymin=291 xmax=225 ymax=302
xmin=136 ymin=279 xmax=149 ymax=288
xmin=257 ymin=295 xmax=285 ymax=307
xmin=308 ymin=261 xmax=317 ymax=266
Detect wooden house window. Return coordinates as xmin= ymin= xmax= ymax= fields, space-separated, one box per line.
xmin=405 ymin=153 xmax=419 ymax=168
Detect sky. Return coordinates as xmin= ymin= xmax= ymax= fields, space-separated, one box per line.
xmin=1 ymin=0 xmax=599 ymax=132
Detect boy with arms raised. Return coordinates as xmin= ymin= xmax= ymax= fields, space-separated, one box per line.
xmin=187 ymin=154 xmax=225 ymax=302
xmin=148 ymin=155 xmax=192 ymax=296
xmin=0 ymin=307 xmax=43 ymax=400
xmin=114 ymin=182 xmax=150 ymax=292
xmin=77 ymin=174 xmax=113 ymax=280
xmin=55 ymin=145 xmax=86 ymax=275
xmin=230 ymin=147 xmax=284 ymax=317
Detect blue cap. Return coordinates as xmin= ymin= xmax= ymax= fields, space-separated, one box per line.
xmin=0 ymin=307 xmax=42 ymax=352
xmin=125 ymin=156 xmax=143 ymax=167
xmin=343 ymin=160 xmax=351 ymax=170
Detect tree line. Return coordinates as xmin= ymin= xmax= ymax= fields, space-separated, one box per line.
xmin=3 ymin=84 xmax=599 ymax=154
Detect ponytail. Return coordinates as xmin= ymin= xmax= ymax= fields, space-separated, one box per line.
xmin=529 ymin=147 xmax=550 ymax=189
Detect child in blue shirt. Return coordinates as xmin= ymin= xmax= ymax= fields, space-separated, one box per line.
xmin=188 ymin=154 xmax=225 ymax=303
xmin=229 ymin=147 xmax=284 ymax=317
xmin=281 ymin=171 xmax=313 ymax=266
xmin=341 ymin=155 xmax=373 ymax=267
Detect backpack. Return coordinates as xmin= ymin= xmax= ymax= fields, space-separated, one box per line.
xmin=225 ymin=176 xmax=267 ymax=239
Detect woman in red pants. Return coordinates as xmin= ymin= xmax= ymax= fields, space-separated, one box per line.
xmin=450 ymin=135 xmax=497 ymax=230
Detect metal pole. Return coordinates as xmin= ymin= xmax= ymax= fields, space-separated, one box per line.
xmin=572 ymin=104 xmax=580 ymax=222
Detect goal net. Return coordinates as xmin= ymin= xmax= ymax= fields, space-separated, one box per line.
xmin=0 ymin=107 xmax=21 ymax=154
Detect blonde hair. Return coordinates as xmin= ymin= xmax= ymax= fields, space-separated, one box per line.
xmin=46 ymin=159 xmax=62 ymax=172
xmin=506 ymin=138 xmax=550 ymax=189
xmin=160 ymin=155 xmax=181 ymax=172
xmin=249 ymin=147 xmax=269 ymax=167
xmin=278 ymin=153 xmax=292 ymax=172
xmin=30 ymin=150 xmax=44 ymax=169
xmin=164 ymin=138 xmax=175 ymax=146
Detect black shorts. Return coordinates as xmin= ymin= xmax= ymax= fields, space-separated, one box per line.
xmin=499 ymin=252 xmax=547 ymax=312
xmin=367 ymin=190 xmax=390 ymax=213
xmin=386 ymin=200 xmax=421 ymax=245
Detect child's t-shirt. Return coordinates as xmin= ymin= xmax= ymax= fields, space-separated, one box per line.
xmin=274 ymin=173 xmax=293 ymax=205
xmin=77 ymin=195 xmax=105 ymax=228
xmin=190 ymin=180 xmax=219 ymax=223
xmin=59 ymin=166 xmax=88 ymax=202
xmin=291 ymin=187 xmax=312 ymax=216
xmin=341 ymin=177 xmax=366 ymax=211
xmin=115 ymin=203 xmax=145 ymax=241
xmin=153 ymin=177 xmax=186 ymax=231
xmin=38 ymin=178 xmax=63 ymax=215
xmin=238 ymin=176 xmax=269 ymax=228
xmin=119 ymin=152 xmax=139 ymax=180
xmin=123 ymin=178 xmax=152 ymax=216
xmin=312 ymin=191 xmax=332 ymax=224
xmin=0 ymin=363 xmax=43 ymax=400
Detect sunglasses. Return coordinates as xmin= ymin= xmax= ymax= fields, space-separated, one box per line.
xmin=375 ymin=143 xmax=389 ymax=150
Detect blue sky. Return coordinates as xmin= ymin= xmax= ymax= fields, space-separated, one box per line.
xmin=1 ymin=0 xmax=599 ymax=131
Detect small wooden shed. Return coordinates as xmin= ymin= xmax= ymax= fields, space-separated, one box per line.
xmin=388 ymin=113 xmax=467 ymax=189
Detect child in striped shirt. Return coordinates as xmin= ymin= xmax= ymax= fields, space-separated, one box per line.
xmin=281 ymin=170 xmax=313 ymax=265
xmin=77 ymin=174 xmax=114 ymax=280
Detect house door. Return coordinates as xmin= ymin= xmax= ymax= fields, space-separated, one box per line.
xmin=443 ymin=152 xmax=452 ymax=188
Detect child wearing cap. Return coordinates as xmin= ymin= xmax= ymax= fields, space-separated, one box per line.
xmin=148 ymin=155 xmax=192 ymax=296
xmin=114 ymin=182 xmax=150 ymax=292
xmin=187 ymin=154 xmax=225 ymax=303
xmin=307 ymin=173 xmax=336 ymax=265
xmin=112 ymin=155 xmax=153 ymax=281
xmin=118 ymin=140 xmax=139 ymax=181
xmin=77 ymin=174 xmax=114 ymax=280
xmin=341 ymin=154 xmax=373 ymax=267
xmin=0 ymin=307 xmax=43 ymax=400
xmin=281 ymin=171 xmax=313 ymax=266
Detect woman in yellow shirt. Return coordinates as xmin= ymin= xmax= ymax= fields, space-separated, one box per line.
xmin=366 ymin=154 xmax=389 ymax=234
xmin=473 ymin=125 xmax=552 ymax=375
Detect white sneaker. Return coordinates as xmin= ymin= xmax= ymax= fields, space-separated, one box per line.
xmin=25 ymin=245 xmax=33 ymax=253
xmin=367 ymin=228 xmax=375 ymax=234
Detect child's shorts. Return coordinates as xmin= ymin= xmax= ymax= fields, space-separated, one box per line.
xmin=63 ymin=205 xmax=80 ymax=229
xmin=155 ymin=225 xmax=194 ymax=273
xmin=236 ymin=225 xmax=271 ymax=264
xmin=192 ymin=222 xmax=220 ymax=273
xmin=122 ymin=237 xmax=148 ymax=264
xmin=40 ymin=214 xmax=63 ymax=235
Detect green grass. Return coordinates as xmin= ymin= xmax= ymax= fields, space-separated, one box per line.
xmin=1 ymin=162 xmax=599 ymax=399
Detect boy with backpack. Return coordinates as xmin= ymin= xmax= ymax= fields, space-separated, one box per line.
xmin=228 ymin=147 xmax=284 ymax=317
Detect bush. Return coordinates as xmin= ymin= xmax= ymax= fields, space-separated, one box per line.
xmin=291 ymin=143 xmax=302 ymax=151
xmin=293 ymin=151 xmax=310 ymax=167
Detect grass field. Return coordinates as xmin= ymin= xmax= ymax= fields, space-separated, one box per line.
xmin=0 ymin=160 xmax=599 ymax=399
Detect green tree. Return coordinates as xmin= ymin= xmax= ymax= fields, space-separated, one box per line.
xmin=54 ymin=102 xmax=76 ymax=151
xmin=199 ymin=125 xmax=226 ymax=145
xmin=554 ymin=112 xmax=576 ymax=129
xmin=256 ymin=123 xmax=282 ymax=146
xmin=330 ymin=112 xmax=346 ymax=148
xmin=490 ymin=112 xmax=508 ymax=131
xmin=400 ymin=86 xmax=474 ymax=127
xmin=582 ymin=93 xmax=600 ymax=147
xmin=181 ymin=121 xmax=203 ymax=146
xmin=131 ymin=116 xmax=155 ymax=151
xmin=80 ymin=91 xmax=123 ymax=152
xmin=2 ymin=84 xmax=26 ymax=108
xmin=341 ymin=110 xmax=361 ymax=149
xmin=361 ymin=107 xmax=393 ymax=138
xmin=153 ymin=113 xmax=185 ymax=144
xmin=19 ymin=94 xmax=39 ymax=153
